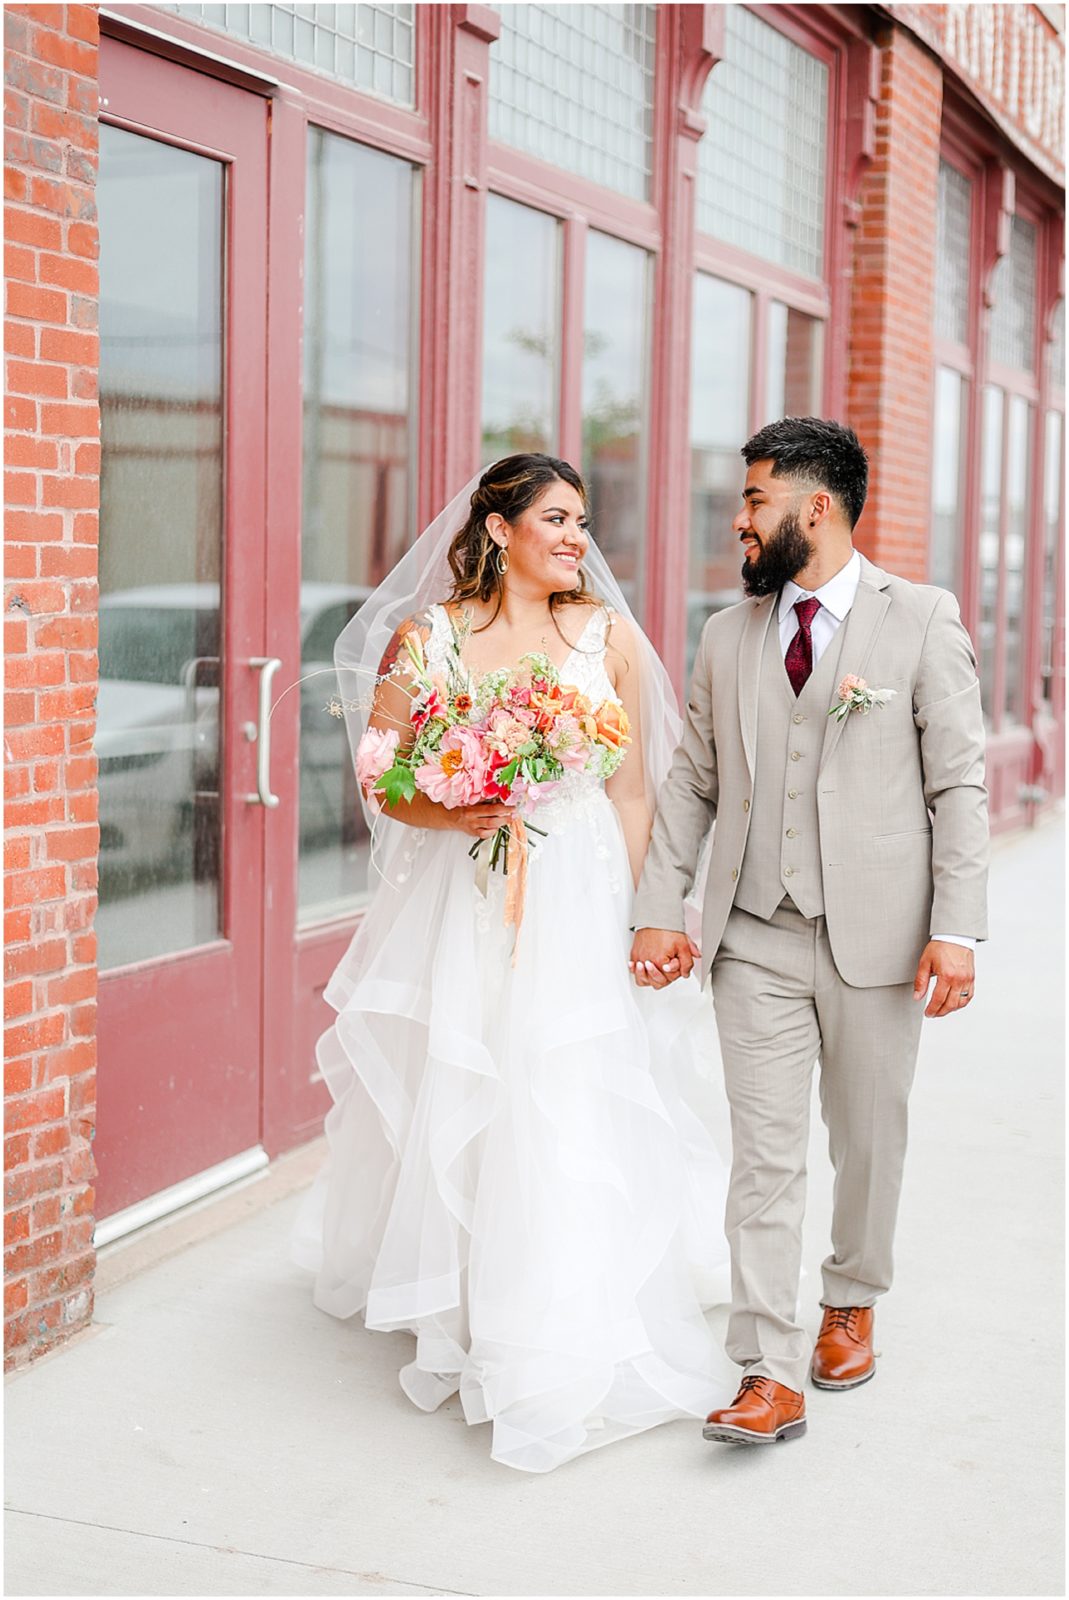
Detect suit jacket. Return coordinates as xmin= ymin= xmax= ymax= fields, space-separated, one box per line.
xmin=634 ymin=554 xmax=990 ymax=988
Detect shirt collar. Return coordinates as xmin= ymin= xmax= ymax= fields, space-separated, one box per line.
xmin=779 ymin=548 xmax=862 ymax=624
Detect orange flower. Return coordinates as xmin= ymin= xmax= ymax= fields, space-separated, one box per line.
xmin=440 ymin=748 xmax=465 ymax=776
xmin=593 ymin=700 xmax=631 ymax=751
xmin=454 ymin=692 xmax=473 ymax=714
xmin=559 ymin=687 xmax=593 ymax=717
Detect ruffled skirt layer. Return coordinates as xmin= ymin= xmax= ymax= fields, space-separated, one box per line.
xmin=291 ymin=789 xmax=735 ymax=1472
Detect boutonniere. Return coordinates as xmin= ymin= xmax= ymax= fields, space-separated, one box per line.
xmin=828 ymin=674 xmax=897 ymax=723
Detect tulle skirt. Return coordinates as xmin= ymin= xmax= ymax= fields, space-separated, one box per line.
xmin=291 ymin=785 xmax=736 ymax=1472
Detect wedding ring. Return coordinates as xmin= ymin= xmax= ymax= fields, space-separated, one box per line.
xmin=960 ymin=988 xmax=971 ymax=998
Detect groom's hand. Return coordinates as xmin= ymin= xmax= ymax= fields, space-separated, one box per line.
xmin=629 ymin=929 xmax=700 ymax=989
xmin=913 ymin=940 xmax=976 ymax=1018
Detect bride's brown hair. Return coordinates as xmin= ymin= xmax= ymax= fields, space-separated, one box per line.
xmin=447 ymin=454 xmax=597 ymax=635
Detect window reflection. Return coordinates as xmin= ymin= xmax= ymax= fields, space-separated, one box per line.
xmin=96 ymin=124 xmax=224 ymax=971
xmin=689 ymin=274 xmax=752 ymax=675
xmin=978 ymin=386 xmax=1003 ymax=726
xmin=765 ymin=302 xmax=822 ymax=423
xmin=1042 ymin=409 xmax=1064 ymax=704
xmin=482 ymin=194 xmax=561 ymax=462
xmin=300 ymin=128 xmax=419 ymax=921
xmin=930 ymin=367 xmax=967 ymax=597
xmin=1002 ymin=395 xmax=1032 ymax=723
xmin=582 ymin=230 xmax=650 ymax=620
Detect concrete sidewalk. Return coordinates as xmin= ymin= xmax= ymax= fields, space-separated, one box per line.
xmin=5 ymin=819 xmax=1065 ymax=1598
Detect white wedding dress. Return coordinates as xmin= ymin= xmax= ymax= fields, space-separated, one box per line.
xmin=292 ymin=603 xmax=736 ymax=1472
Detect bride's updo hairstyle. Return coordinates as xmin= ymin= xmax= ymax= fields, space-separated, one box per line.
xmin=446 ymin=453 xmax=596 ymax=632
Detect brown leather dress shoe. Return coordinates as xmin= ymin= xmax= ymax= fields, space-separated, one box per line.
xmin=703 ymin=1374 xmax=807 ymax=1444
xmin=810 ymin=1305 xmax=876 ymax=1390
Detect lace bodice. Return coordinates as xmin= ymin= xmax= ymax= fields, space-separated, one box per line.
xmin=424 ymin=602 xmax=618 ymax=706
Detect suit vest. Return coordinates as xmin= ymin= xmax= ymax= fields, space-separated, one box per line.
xmin=733 ymin=606 xmax=846 ymax=921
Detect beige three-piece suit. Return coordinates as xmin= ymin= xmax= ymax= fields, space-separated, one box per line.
xmin=634 ymin=553 xmax=989 ymax=1392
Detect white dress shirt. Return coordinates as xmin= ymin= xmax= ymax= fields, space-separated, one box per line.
xmin=778 ymin=550 xmax=974 ymax=955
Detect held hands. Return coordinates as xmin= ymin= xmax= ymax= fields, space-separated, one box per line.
xmin=629 ymin=928 xmax=702 ymax=989
xmin=913 ymin=940 xmax=976 ymax=1018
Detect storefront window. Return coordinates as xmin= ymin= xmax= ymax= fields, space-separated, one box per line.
xmin=765 ymin=302 xmax=822 ymax=422
xmin=300 ymin=130 xmax=419 ymax=919
xmin=581 ymin=230 xmax=650 ymax=618
xmin=1002 ymin=394 xmax=1033 ymax=723
xmin=163 ymin=3 xmax=415 ymax=103
xmin=978 ymin=385 xmax=1003 ymax=724
xmin=931 ymin=366 xmax=968 ymax=597
xmin=482 ymin=195 xmax=561 ymax=463
xmin=97 ymin=125 xmax=225 ymax=971
xmin=489 ymin=5 xmax=657 ymax=201
xmin=1041 ymin=408 xmax=1063 ymax=705
xmin=697 ymin=6 xmax=828 ymax=279
xmin=689 ymin=274 xmax=753 ymax=674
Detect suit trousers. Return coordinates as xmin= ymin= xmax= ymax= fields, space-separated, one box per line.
xmin=709 ymin=898 xmax=925 ymax=1393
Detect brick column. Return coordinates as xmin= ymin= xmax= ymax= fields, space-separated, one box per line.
xmin=847 ymin=24 xmax=944 ymax=581
xmin=4 ymin=3 xmax=101 ymax=1369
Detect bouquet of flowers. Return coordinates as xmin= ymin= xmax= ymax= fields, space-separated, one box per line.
xmin=352 ymin=623 xmax=630 ymax=935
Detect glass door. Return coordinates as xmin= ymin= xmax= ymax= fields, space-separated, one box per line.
xmin=94 ymin=40 xmax=269 ymax=1219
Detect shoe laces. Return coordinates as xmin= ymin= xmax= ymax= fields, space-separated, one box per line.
xmin=737 ymin=1374 xmax=773 ymax=1399
xmin=823 ymin=1306 xmax=861 ymax=1334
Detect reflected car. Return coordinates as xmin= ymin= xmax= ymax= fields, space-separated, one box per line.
xmin=96 ymin=583 xmax=369 ymax=881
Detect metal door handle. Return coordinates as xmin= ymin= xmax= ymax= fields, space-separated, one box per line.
xmin=245 ymin=657 xmax=281 ymax=808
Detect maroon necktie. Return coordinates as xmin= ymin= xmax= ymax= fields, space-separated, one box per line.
xmin=785 ymin=597 xmax=821 ymax=696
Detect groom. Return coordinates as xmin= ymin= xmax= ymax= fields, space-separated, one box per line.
xmin=631 ymin=417 xmax=988 ymax=1445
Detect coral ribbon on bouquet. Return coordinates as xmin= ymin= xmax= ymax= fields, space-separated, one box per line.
xmin=503 ymin=814 xmax=529 ymax=965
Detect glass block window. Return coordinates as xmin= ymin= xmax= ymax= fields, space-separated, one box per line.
xmin=697 ymin=7 xmax=828 ymax=279
xmin=989 ymin=215 xmax=1037 ymax=373
xmin=162 ymin=4 xmax=415 ymax=105
xmin=935 ymin=159 xmax=972 ymax=345
xmin=489 ymin=5 xmax=657 ymax=202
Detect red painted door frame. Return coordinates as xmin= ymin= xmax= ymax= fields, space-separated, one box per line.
xmin=95 ymin=39 xmax=270 ymax=1217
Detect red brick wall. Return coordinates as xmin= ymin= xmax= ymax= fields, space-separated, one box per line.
xmin=4 ymin=3 xmax=101 ymax=1369
xmin=848 ymin=24 xmax=945 ymax=581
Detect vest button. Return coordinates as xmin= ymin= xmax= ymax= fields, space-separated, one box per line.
xmin=731 ymin=868 xmax=738 ymax=880
xmin=792 ymin=713 xmax=804 ymax=725
xmin=742 ymin=798 xmax=750 ymax=812
xmin=784 ymin=866 xmax=796 ymax=877
xmin=788 ymin=788 xmax=799 ymax=799
xmin=786 ymin=828 xmax=798 ymax=839
xmin=790 ymin=750 xmax=802 ymax=761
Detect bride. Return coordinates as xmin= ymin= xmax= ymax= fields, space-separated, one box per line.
xmin=292 ymin=453 xmax=735 ymax=1472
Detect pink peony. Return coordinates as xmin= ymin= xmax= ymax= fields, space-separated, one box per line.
xmin=355 ymin=726 xmax=400 ymax=793
xmin=415 ymin=725 xmax=488 ymax=808
xmin=837 ymin=674 xmax=866 ymax=701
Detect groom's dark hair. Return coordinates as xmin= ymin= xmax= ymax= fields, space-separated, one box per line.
xmin=741 ymin=417 xmax=869 ymax=529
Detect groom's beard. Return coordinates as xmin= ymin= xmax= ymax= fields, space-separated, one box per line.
xmin=740 ymin=510 xmax=815 ymax=598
